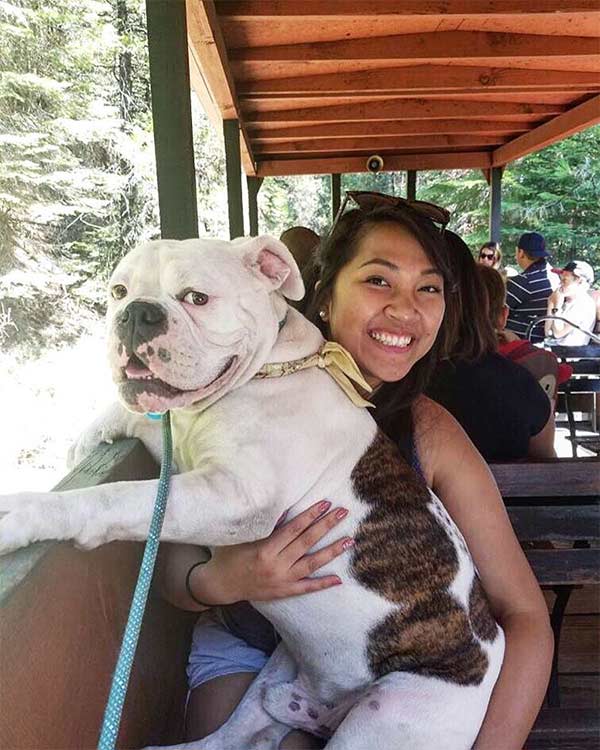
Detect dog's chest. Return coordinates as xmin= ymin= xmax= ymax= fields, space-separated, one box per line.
xmin=347 ymin=431 xmax=498 ymax=687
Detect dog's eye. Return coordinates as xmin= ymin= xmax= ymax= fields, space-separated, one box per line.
xmin=111 ymin=284 xmax=127 ymax=300
xmin=183 ymin=290 xmax=209 ymax=306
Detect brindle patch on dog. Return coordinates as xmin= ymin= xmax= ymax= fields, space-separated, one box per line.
xmin=350 ymin=431 xmax=492 ymax=686
xmin=468 ymin=576 xmax=498 ymax=643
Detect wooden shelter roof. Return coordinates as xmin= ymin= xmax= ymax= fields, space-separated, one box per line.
xmin=186 ymin=1 xmax=600 ymax=177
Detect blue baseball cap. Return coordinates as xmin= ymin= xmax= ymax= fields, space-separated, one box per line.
xmin=518 ymin=232 xmax=549 ymax=258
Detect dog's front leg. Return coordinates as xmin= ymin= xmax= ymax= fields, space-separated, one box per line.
xmin=0 ymin=460 xmax=284 ymax=554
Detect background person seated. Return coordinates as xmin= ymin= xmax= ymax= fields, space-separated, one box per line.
xmin=279 ymin=226 xmax=320 ymax=273
xmin=505 ymin=232 xmax=558 ymax=343
xmin=477 ymin=241 xmax=503 ymax=273
xmin=546 ymin=261 xmax=597 ymax=346
xmin=478 ymin=265 xmax=572 ymax=406
xmin=426 ymin=232 xmax=556 ymax=461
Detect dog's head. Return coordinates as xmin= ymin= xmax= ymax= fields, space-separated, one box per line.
xmin=106 ymin=235 xmax=304 ymax=414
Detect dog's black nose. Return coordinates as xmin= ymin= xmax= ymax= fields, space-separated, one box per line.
xmin=117 ymin=301 xmax=167 ymax=352
xmin=120 ymin=301 xmax=166 ymax=328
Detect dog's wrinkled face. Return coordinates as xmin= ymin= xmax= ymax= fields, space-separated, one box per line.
xmin=107 ymin=236 xmax=304 ymax=414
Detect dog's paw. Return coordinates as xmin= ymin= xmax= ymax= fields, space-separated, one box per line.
xmin=0 ymin=507 xmax=39 ymax=555
xmin=67 ymin=402 xmax=129 ymax=468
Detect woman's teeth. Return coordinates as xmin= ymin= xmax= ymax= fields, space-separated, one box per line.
xmin=369 ymin=331 xmax=413 ymax=347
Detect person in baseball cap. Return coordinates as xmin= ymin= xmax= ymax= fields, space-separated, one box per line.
xmin=553 ymin=260 xmax=594 ymax=287
xmin=546 ymin=260 xmax=596 ymax=345
xmin=505 ymin=231 xmax=557 ymax=342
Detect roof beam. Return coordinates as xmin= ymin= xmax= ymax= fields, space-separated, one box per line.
xmin=186 ymin=0 xmax=256 ymax=174
xmin=253 ymin=135 xmax=507 ymax=154
xmin=238 ymin=66 xmax=600 ymax=98
xmin=492 ymin=94 xmax=600 ymax=165
xmin=218 ymin=1 xmax=600 ymax=18
xmin=244 ymin=100 xmax=562 ymax=125
xmin=249 ymin=120 xmax=529 ymax=140
xmin=229 ymin=32 xmax=599 ymax=63
xmin=256 ymin=151 xmax=492 ymax=177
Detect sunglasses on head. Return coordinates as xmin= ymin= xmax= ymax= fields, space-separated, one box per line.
xmin=329 ymin=190 xmax=450 ymax=237
xmin=480 ymin=252 xmax=496 ymax=260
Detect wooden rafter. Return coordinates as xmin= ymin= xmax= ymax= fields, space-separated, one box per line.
xmin=244 ymin=100 xmax=562 ymax=125
xmin=229 ymin=32 xmax=599 ymax=63
xmin=249 ymin=120 xmax=529 ymax=140
xmin=253 ymin=134 xmax=507 ymax=154
xmin=256 ymin=152 xmax=492 ymax=177
xmin=186 ymin=0 xmax=256 ymax=174
xmin=238 ymin=66 xmax=600 ymax=98
xmin=218 ymin=1 xmax=600 ymax=18
xmin=492 ymin=94 xmax=600 ymax=165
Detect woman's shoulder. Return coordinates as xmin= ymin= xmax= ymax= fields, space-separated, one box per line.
xmin=412 ymin=396 xmax=475 ymax=485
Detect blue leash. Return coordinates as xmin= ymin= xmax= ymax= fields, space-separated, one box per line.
xmin=98 ymin=411 xmax=173 ymax=750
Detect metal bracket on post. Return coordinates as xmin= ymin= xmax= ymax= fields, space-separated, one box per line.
xmin=223 ymin=119 xmax=244 ymax=239
xmin=247 ymin=176 xmax=263 ymax=236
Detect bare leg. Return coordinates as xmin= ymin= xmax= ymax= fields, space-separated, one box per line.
xmin=185 ymin=672 xmax=257 ymax=740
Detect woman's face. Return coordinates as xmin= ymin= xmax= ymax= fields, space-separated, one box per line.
xmin=326 ymin=222 xmax=446 ymax=389
xmin=478 ymin=249 xmax=496 ymax=267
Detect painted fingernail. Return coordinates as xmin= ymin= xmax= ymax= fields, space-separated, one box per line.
xmin=335 ymin=507 xmax=348 ymax=519
xmin=318 ymin=500 xmax=332 ymax=513
xmin=342 ymin=538 xmax=355 ymax=550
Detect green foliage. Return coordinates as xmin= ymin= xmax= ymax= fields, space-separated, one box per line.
xmin=1 ymin=0 xmax=598 ymax=357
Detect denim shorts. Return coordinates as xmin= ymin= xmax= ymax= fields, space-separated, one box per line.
xmin=187 ymin=608 xmax=272 ymax=690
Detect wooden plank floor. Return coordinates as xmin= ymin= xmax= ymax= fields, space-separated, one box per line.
xmin=545 ymin=586 xmax=600 ymax=708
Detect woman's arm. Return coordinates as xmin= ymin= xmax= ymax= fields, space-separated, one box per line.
xmin=156 ymin=501 xmax=352 ymax=611
xmin=414 ymin=397 xmax=554 ymax=750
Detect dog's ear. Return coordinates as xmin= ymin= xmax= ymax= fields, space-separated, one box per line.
xmin=239 ymin=236 xmax=305 ymax=301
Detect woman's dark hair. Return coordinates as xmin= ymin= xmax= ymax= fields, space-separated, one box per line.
xmin=477 ymin=265 xmax=507 ymax=331
xmin=443 ymin=231 xmax=498 ymax=360
xmin=297 ymin=205 xmax=457 ymax=454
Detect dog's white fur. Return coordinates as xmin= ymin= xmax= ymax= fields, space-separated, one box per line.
xmin=0 ymin=237 xmax=504 ymax=750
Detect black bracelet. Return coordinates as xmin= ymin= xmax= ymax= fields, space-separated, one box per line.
xmin=185 ymin=558 xmax=213 ymax=608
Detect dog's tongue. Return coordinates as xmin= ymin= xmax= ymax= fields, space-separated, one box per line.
xmin=125 ymin=359 xmax=153 ymax=380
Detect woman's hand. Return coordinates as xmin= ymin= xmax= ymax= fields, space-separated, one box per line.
xmin=158 ymin=501 xmax=353 ymax=611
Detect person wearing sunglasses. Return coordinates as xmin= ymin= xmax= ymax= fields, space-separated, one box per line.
xmin=159 ymin=193 xmax=552 ymax=750
xmin=477 ymin=242 xmax=502 ymax=271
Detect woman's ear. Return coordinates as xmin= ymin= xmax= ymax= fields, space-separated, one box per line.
xmin=499 ymin=303 xmax=509 ymax=331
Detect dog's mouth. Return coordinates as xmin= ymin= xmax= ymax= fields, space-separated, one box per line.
xmin=118 ymin=353 xmax=237 ymax=401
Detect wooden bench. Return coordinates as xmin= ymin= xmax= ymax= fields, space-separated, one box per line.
xmin=491 ymin=459 xmax=600 ymax=750
xmin=1 ymin=444 xmax=598 ymax=748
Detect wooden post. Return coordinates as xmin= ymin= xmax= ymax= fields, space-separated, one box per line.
xmin=247 ymin=176 xmax=263 ymax=236
xmin=407 ymin=170 xmax=417 ymax=201
xmin=145 ymin=0 xmax=198 ymax=239
xmin=489 ymin=166 xmax=503 ymax=243
xmin=223 ymin=119 xmax=244 ymax=239
xmin=331 ymin=173 xmax=341 ymax=223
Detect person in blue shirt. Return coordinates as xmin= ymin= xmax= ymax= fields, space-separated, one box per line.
xmin=505 ymin=232 xmax=558 ymax=343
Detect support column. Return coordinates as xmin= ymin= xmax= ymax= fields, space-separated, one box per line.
xmin=331 ymin=173 xmax=341 ymax=223
xmin=146 ymin=0 xmax=198 ymax=239
xmin=247 ymin=176 xmax=263 ymax=236
xmin=489 ymin=166 xmax=503 ymax=243
xmin=406 ymin=170 xmax=417 ymax=201
xmin=223 ymin=119 xmax=244 ymax=239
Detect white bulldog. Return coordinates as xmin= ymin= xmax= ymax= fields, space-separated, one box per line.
xmin=0 ymin=237 xmax=504 ymax=750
